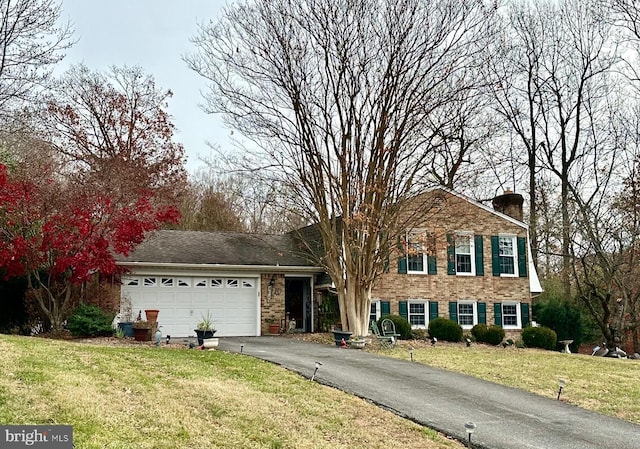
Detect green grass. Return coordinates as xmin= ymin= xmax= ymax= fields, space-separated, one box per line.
xmin=0 ymin=336 xmax=463 ymax=449
xmin=384 ymin=340 xmax=640 ymax=423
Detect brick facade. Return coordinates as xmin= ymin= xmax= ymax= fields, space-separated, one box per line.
xmin=371 ymin=190 xmax=532 ymax=333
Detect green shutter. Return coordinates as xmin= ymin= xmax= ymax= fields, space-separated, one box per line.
xmin=449 ymin=302 xmax=458 ymax=323
xmin=429 ymin=301 xmax=439 ymax=320
xmin=491 ymin=235 xmax=500 ymax=276
xmin=494 ymin=303 xmax=502 ymax=326
xmin=383 ymin=255 xmax=390 ymax=273
xmin=517 ymin=237 xmax=527 ymax=277
xmin=381 ymin=301 xmax=391 ymax=316
xmin=478 ymin=302 xmax=487 ymax=324
xmin=399 ymin=301 xmax=408 ymax=320
xmin=398 ymin=257 xmax=407 ymax=274
xmin=475 ymin=235 xmax=484 ymax=276
xmin=521 ymin=303 xmax=530 ymax=327
xmin=447 ymin=234 xmax=455 ymax=275
xmin=427 ymin=255 xmax=437 ymax=274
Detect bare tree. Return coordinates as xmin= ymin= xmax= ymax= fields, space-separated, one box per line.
xmin=492 ymin=0 xmax=618 ymax=301
xmin=0 ymin=0 xmax=72 ymax=116
xmin=186 ymin=0 xmax=498 ymax=335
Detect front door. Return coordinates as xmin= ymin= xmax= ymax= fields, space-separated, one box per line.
xmin=285 ymin=277 xmax=312 ymax=332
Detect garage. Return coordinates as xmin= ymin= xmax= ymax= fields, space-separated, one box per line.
xmin=121 ymin=274 xmax=260 ymax=337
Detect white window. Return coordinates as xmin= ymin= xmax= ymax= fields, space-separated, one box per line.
xmin=161 ymin=277 xmax=174 ymax=287
xmin=194 ymin=278 xmax=207 ymax=287
xmin=455 ymin=233 xmax=475 ymax=275
xmin=502 ymin=302 xmax=521 ymax=329
xmin=210 ymin=279 xmax=223 ymax=288
xmin=405 ymin=231 xmax=433 ymax=274
xmin=499 ymin=235 xmax=518 ymax=277
xmin=242 ymin=280 xmax=255 ymax=288
xmin=123 ymin=277 xmax=139 ymax=286
xmin=177 ymin=278 xmax=190 ymax=287
xmin=457 ymin=301 xmax=477 ymax=329
xmin=143 ymin=277 xmax=157 ymax=287
xmin=408 ymin=301 xmax=428 ymax=328
xmin=370 ymin=301 xmax=381 ymax=325
xmin=227 ymin=279 xmax=239 ymax=288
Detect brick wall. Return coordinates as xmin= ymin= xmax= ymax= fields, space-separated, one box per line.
xmin=372 ymin=190 xmax=531 ymax=327
xmin=260 ymin=273 xmax=286 ymax=334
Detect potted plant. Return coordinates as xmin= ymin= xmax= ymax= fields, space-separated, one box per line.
xmin=349 ymin=335 xmax=367 ymax=349
xmin=266 ymin=317 xmax=280 ymax=335
xmin=194 ymin=312 xmax=216 ymax=345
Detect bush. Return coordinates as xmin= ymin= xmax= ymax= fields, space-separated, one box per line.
xmin=377 ymin=314 xmax=412 ymax=340
xmin=522 ymin=326 xmax=557 ymax=350
xmin=471 ymin=324 xmax=505 ymax=345
xmin=67 ymin=303 xmax=114 ymax=337
xmin=428 ymin=317 xmax=463 ymax=342
xmin=533 ymin=281 xmax=586 ymax=351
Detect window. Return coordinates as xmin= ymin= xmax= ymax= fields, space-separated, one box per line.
xmin=455 ymin=233 xmax=475 ymax=275
xmin=502 ymin=303 xmax=519 ymax=327
xmin=407 ymin=233 xmax=426 ymax=273
xmin=400 ymin=231 xmax=436 ymax=275
xmin=123 ymin=277 xmax=139 ymax=286
xmin=210 ymin=279 xmax=223 ymax=288
xmin=408 ymin=302 xmax=428 ymax=328
xmin=143 ymin=277 xmax=157 ymax=287
xmin=499 ymin=235 xmax=517 ymax=276
xmin=370 ymin=301 xmax=380 ymax=325
xmin=194 ymin=278 xmax=207 ymax=287
xmin=161 ymin=277 xmax=174 ymax=287
xmin=226 ymin=279 xmax=239 ymax=288
xmin=177 ymin=278 xmax=190 ymax=287
xmin=457 ymin=301 xmax=477 ymax=328
xmin=242 ymin=280 xmax=255 ymax=288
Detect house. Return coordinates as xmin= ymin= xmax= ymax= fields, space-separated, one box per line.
xmin=116 ymin=188 xmax=541 ymax=338
xmin=369 ymin=188 xmax=542 ymax=338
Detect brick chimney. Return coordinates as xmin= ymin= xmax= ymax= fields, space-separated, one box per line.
xmin=492 ymin=190 xmax=524 ymax=222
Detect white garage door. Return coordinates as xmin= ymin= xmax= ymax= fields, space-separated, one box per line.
xmin=121 ymin=275 xmax=259 ymax=337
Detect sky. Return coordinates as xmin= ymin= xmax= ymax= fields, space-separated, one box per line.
xmin=58 ymin=0 xmax=231 ymax=174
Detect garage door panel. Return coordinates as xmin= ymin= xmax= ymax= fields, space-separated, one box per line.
xmin=125 ymin=276 xmax=258 ymax=337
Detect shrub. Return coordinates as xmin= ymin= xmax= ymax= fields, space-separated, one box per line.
xmin=67 ymin=303 xmax=114 ymax=337
xmin=377 ymin=314 xmax=412 ymax=340
xmin=533 ymin=280 xmax=586 ymax=351
xmin=428 ymin=317 xmax=463 ymax=342
xmin=471 ymin=324 xmax=505 ymax=345
xmin=522 ymin=326 xmax=557 ymax=350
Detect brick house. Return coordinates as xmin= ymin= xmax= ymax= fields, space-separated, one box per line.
xmin=116 ymin=187 xmax=541 ymax=338
xmin=369 ymin=188 xmax=541 ymax=338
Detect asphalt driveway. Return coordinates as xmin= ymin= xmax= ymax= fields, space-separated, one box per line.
xmin=218 ymin=336 xmax=640 ymax=449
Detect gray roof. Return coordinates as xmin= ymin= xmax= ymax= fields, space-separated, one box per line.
xmin=117 ymin=230 xmax=318 ymax=267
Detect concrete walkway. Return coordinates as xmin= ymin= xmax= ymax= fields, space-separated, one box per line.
xmin=218 ymin=336 xmax=640 ymax=449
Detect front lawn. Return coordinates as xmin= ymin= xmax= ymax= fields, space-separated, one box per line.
xmin=0 ymin=335 xmax=463 ymax=449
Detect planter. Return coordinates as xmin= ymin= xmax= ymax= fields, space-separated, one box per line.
xmin=202 ymin=338 xmax=219 ymax=349
xmin=194 ymin=329 xmax=216 ymax=346
xmin=118 ymin=321 xmax=134 ymax=338
xmin=332 ymin=330 xmax=353 ymax=347
xmin=268 ymin=323 xmax=280 ymax=335
xmin=145 ymin=309 xmax=159 ymax=323
xmin=349 ymin=340 xmax=366 ymax=349
xmin=133 ymin=327 xmax=151 ymax=341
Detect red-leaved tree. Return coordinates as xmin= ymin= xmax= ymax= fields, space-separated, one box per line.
xmin=0 ymin=163 xmax=179 ymax=331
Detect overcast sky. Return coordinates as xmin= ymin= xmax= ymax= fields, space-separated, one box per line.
xmin=58 ymin=0 xmax=231 ymax=174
